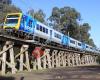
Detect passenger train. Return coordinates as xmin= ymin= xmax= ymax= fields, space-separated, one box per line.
xmin=3 ymin=13 xmax=100 ymax=53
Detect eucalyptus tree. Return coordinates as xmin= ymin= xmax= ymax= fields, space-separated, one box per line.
xmin=48 ymin=6 xmax=81 ymax=38
xmin=80 ymin=23 xmax=95 ymax=47
xmin=28 ymin=9 xmax=46 ymax=23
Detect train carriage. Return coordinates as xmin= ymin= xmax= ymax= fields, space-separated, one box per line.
xmin=3 ymin=13 xmax=100 ymax=53
xmin=34 ymin=20 xmax=50 ymax=41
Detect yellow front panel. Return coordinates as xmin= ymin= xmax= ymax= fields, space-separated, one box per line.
xmin=15 ymin=13 xmax=22 ymax=30
xmin=4 ymin=13 xmax=22 ymax=30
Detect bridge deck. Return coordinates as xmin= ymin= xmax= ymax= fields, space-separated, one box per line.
xmin=0 ymin=34 xmax=98 ymax=55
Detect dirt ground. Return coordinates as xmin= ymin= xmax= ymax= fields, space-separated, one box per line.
xmin=1 ymin=65 xmax=100 ymax=80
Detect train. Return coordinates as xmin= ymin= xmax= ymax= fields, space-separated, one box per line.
xmin=3 ymin=13 xmax=100 ymax=53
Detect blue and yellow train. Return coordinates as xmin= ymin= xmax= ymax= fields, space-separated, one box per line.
xmin=3 ymin=13 xmax=100 ymax=53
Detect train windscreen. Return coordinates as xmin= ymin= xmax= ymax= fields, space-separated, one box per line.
xmin=5 ymin=15 xmax=19 ymax=24
xmin=7 ymin=15 xmax=19 ymax=18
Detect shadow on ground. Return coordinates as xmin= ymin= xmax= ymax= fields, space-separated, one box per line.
xmin=3 ymin=65 xmax=100 ymax=80
xmin=0 ymin=76 xmax=15 ymax=80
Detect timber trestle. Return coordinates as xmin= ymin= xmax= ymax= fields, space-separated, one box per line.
xmin=0 ymin=34 xmax=99 ymax=75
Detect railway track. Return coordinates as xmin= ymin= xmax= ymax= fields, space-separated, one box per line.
xmin=0 ymin=34 xmax=98 ymax=56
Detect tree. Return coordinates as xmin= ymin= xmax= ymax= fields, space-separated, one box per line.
xmin=80 ymin=23 xmax=91 ymax=42
xmin=88 ymin=38 xmax=96 ymax=47
xmin=80 ymin=23 xmax=95 ymax=47
xmin=48 ymin=7 xmax=81 ymax=38
xmin=28 ymin=9 xmax=46 ymax=23
xmin=0 ymin=0 xmax=21 ymax=23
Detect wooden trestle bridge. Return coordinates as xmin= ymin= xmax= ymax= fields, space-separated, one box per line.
xmin=0 ymin=34 xmax=99 ymax=75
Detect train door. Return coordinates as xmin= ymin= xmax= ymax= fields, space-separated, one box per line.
xmin=28 ymin=19 xmax=34 ymax=34
xmin=50 ymin=30 xmax=52 ymax=40
xmin=82 ymin=42 xmax=86 ymax=50
xmin=32 ymin=19 xmax=36 ymax=34
xmin=62 ymin=35 xmax=68 ymax=46
xmin=23 ymin=16 xmax=34 ymax=34
xmin=21 ymin=15 xmax=28 ymax=32
xmin=20 ymin=15 xmax=27 ymax=30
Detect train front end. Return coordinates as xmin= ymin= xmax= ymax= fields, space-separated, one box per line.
xmin=3 ymin=13 xmax=22 ymax=32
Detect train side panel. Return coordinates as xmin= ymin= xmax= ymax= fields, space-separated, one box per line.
xmin=76 ymin=40 xmax=83 ymax=50
xmin=61 ymin=35 xmax=69 ymax=46
xmin=19 ymin=15 xmax=35 ymax=34
xmin=51 ymin=30 xmax=63 ymax=44
xmin=69 ymin=37 xmax=77 ymax=48
xmin=34 ymin=21 xmax=50 ymax=40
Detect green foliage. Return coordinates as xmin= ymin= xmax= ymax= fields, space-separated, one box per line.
xmin=28 ymin=9 xmax=45 ymax=23
xmin=48 ymin=7 xmax=80 ymax=34
xmin=80 ymin=23 xmax=96 ymax=47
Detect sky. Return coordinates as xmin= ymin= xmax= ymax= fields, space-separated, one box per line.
xmin=12 ymin=0 xmax=100 ymax=47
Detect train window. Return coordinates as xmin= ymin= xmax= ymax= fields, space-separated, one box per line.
xmin=40 ymin=26 xmax=42 ymax=31
xmin=36 ymin=24 xmax=40 ymax=30
xmin=36 ymin=24 xmax=48 ymax=34
xmin=90 ymin=47 xmax=92 ymax=49
xmin=54 ymin=33 xmax=61 ymax=39
xmin=70 ymin=40 xmax=75 ymax=44
xmin=54 ymin=33 xmax=57 ymax=38
xmin=0 ymin=6 xmax=2 ymax=9
xmin=78 ymin=43 xmax=81 ymax=46
xmin=6 ymin=19 xmax=18 ymax=24
xmin=43 ymin=27 xmax=45 ymax=33
xmin=59 ymin=35 xmax=61 ymax=39
xmin=46 ymin=29 xmax=48 ymax=34
xmin=86 ymin=46 xmax=88 ymax=48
